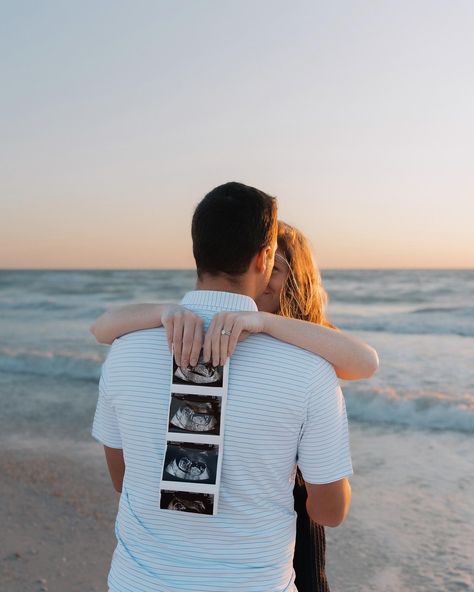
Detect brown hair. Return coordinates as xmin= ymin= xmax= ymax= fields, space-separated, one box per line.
xmin=276 ymin=221 xmax=336 ymax=328
xmin=192 ymin=182 xmax=278 ymax=278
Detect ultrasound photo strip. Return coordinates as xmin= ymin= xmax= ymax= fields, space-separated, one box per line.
xmin=168 ymin=393 xmax=222 ymax=436
xmin=159 ymin=351 xmax=230 ymax=516
xmin=171 ymin=351 xmax=226 ymax=394
xmin=162 ymin=442 xmax=219 ymax=484
xmin=160 ymin=490 xmax=214 ymax=515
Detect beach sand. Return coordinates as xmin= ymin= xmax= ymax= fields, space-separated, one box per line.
xmin=326 ymin=425 xmax=474 ymax=592
xmin=1 ymin=441 xmax=117 ymax=592
xmin=2 ymin=425 xmax=473 ymax=592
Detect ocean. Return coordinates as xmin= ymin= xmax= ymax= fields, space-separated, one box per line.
xmin=1 ymin=269 xmax=473 ymax=590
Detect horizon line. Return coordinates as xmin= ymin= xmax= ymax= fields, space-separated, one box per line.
xmin=1 ymin=267 xmax=473 ymax=272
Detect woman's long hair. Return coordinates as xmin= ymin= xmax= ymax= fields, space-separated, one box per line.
xmin=277 ymin=221 xmax=336 ymax=328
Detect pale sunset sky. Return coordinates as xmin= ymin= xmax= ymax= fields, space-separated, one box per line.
xmin=1 ymin=1 xmax=473 ymax=269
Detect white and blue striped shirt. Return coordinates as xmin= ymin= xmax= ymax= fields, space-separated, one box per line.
xmin=92 ymin=290 xmax=352 ymax=592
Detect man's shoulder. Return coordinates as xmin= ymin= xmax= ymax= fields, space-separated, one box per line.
xmin=107 ymin=328 xmax=168 ymax=358
xmin=103 ymin=328 xmax=170 ymax=381
xmin=113 ymin=327 xmax=166 ymax=344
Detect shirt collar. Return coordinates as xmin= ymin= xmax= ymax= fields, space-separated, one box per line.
xmin=180 ymin=290 xmax=258 ymax=312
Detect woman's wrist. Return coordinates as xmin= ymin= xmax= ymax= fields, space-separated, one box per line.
xmin=160 ymin=303 xmax=187 ymax=325
xmin=260 ymin=311 xmax=275 ymax=335
xmin=155 ymin=303 xmax=168 ymax=325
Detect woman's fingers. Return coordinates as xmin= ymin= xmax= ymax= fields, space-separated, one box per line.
xmin=202 ymin=311 xmax=264 ymax=365
xmin=180 ymin=317 xmax=197 ymax=368
xmin=171 ymin=314 xmax=185 ymax=366
xmin=189 ymin=320 xmax=204 ymax=367
xmin=218 ymin=324 xmax=234 ymax=366
xmin=210 ymin=318 xmax=223 ymax=367
xmin=228 ymin=318 xmax=245 ymax=356
xmin=170 ymin=310 xmax=263 ymax=367
xmin=205 ymin=312 xmax=235 ymax=366
xmin=162 ymin=304 xmax=186 ymax=356
xmin=162 ymin=316 xmax=174 ymax=353
xmin=203 ymin=313 xmax=224 ymax=366
xmin=163 ymin=309 xmax=204 ymax=368
xmin=170 ymin=310 xmax=261 ymax=368
xmin=220 ymin=314 xmax=239 ymax=365
xmin=202 ymin=316 xmax=217 ymax=363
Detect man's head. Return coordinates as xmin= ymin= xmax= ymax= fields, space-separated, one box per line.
xmin=192 ymin=182 xmax=278 ymax=298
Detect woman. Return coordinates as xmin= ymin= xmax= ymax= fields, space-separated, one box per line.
xmin=91 ymin=221 xmax=378 ymax=591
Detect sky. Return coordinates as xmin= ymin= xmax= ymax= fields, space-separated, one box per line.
xmin=1 ymin=0 xmax=473 ymax=269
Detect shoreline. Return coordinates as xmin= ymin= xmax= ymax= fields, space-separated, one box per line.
xmin=1 ymin=442 xmax=118 ymax=592
xmin=2 ymin=425 xmax=473 ymax=592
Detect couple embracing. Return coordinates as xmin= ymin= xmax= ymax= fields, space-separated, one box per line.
xmin=91 ymin=182 xmax=378 ymax=591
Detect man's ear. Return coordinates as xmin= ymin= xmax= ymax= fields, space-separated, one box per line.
xmin=254 ymin=245 xmax=273 ymax=273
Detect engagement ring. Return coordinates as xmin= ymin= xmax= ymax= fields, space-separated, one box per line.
xmin=221 ymin=329 xmax=232 ymax=336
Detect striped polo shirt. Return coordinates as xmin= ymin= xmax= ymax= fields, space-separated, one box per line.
xmin=92 ymin=290 xmax=353 ymax=592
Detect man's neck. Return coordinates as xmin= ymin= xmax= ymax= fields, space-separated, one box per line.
xmin=195 ymin=273 xmax=257 ymax=300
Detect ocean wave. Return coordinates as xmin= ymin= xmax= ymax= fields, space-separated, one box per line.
xmin=329 ymin=291 xmax=431 ymax=305
xmin=0 ymin=347 xmax=104 ymax=381
xmin=1 ymin=348 xmax=472 ymax=433
xmin=334 ymin=308 xmax=474 ymax=337
xmin=411 ymin=306 xmax=474 ymax=315
xmin=0 ymin=300 xmax=73 ymax=311
xmin=344 ymin=385 xmax=474 ymax=433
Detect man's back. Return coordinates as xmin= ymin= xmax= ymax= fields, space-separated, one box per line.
xmin=93 ymin=291 xmax=352 ymax=592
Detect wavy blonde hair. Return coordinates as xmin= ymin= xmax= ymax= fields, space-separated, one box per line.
xmin=276 ymin=221 xmax=335 ymax=328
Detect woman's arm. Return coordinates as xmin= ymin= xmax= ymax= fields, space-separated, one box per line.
xmin=91 ymin=305 xmax=379 ymax=380
xmin=90 ymin=303 xmax=166 ymax=345
xmin=260 ymin=313 xmax=379 ymax=380
xmin=203 ymin=311 xmax=378 ymax=381
xmin=90 ymin=303 xmax=204 ymax=368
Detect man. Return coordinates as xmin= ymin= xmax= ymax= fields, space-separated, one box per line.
xmin=92 ymin=181 xmax=352 ymax=591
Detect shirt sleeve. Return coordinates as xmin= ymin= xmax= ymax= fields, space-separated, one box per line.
xmin=91 ymin=360 xmax=123 ymax=449
xmin=297 ymin=360 xmax=353 ymax=484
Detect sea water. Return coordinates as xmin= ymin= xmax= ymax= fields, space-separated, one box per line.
xmin=1 ymin=269 xmax=473 ymax=435
xmin=1 ymin=269 xmax=473 ymax=590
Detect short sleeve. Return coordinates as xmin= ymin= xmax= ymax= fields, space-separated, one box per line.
xmin=298 ymin=361 xmax=353 ymax=484
xmin=91 ymin=361 xmax=123 ymax=448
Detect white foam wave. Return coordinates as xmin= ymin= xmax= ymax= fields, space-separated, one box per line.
xmin=0 ymin=347 xmax=104 ymax=381
xmin=1 ymin=348 xmax=472 ymax=433
xmin=335 ymin=310 xmax=474 ymax=337
xmin=344 ymin=385 xmax=474 ymax=433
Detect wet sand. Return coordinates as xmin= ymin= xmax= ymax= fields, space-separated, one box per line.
xmin=2 ymin=425 xmax=473 ymax=592
xmin=1 ymin=442 xmax=117 ymax=592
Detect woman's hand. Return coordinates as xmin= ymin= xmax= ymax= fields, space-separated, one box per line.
xmin=161 ymin=305 xmax=204 ymax=368
xmin=203 ymin=311 xmax=267 ymax=367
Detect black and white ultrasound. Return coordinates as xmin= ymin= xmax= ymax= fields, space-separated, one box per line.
xmin=160 ymin=490 xmax=214 ymax=515
xmin=168 ymin=393 xmax=221 ymax=435
xmin=172 ymin=353 xmax=224 ymax=388
xmin=162 ymin=442 xmax=218 ymax=485
xmin=160 ymin=352 xmax=229 ymax=515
